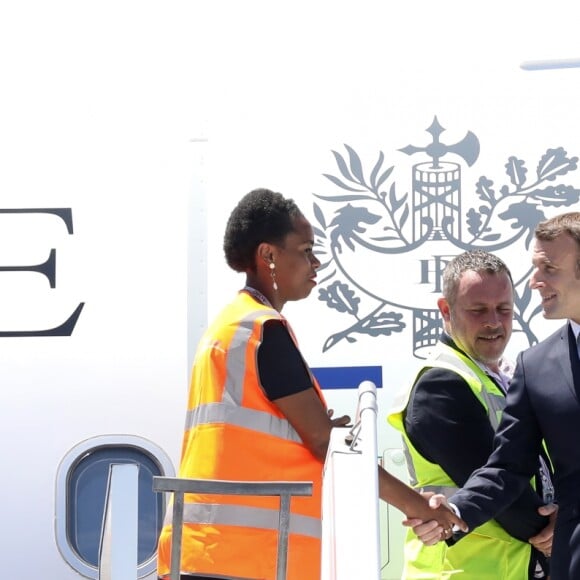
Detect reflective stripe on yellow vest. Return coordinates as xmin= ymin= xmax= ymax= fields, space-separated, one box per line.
xmin=157 ymin=291 xmax=326 ymax=580
xmin=387 ymin=342 xmax=532 ymax=580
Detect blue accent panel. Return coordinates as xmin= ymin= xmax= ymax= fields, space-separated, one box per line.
xmin=311 ymin=366 xmax=382 ymax=390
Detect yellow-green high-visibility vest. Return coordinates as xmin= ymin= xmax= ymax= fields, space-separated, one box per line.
xmin=388 ymin=342 xmax=532 ymax=580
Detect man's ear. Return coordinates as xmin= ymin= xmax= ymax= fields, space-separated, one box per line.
xmin=438 ymin=297 xmax=451 ymax=322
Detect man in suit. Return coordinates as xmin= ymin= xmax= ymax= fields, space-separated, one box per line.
xmin=389 ymin=250 xmax=553 ymax=578
xmin=412 ymin=211 xmax=580 ymax=580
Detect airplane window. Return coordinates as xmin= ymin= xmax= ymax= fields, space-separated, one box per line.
xmin=56 ymin=435 xmax=175 ymax=579
xmin=68 ymin=447 xmax=161 ymax=565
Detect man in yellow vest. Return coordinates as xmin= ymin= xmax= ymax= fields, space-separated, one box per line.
xmin=388 ymin=250 xmax=555 ymax=579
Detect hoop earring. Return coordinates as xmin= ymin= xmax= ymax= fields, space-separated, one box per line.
xmin=269 ymin=262 xmax=278 ymax=291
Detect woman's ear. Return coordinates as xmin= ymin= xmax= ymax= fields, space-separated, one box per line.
xmin=256 ymin=242 xmax=275 ymax=268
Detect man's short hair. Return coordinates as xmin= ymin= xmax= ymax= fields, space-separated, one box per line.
xmin=535 ymin=211 xmax=580 ymax=250
xmin=442 ymin=250 xmax=513 ymax=307
xmin=535 ymin=212 xmax=580 ymax=275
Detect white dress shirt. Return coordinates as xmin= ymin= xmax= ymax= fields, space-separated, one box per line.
xmin=570 ymin=319 xmax=580 ymax=358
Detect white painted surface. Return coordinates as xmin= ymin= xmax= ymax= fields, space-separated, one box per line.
xmin=1 ymin=2 xmax=578 ymax=578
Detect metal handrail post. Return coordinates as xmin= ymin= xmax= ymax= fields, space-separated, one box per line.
xmin=153 ymin=477 xmax=313 ymax=580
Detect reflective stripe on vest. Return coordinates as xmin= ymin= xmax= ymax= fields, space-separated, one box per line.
xmin=185 ymin=307 xmax=303 ymax=443
xmin=185 ymin=402 xmax=303 ymax=443
xmin=402 ymin=445 xmax=419 ymax=487
xmin=224 ymin=311 xmax=278 ymax=404
xmin=433 ymin=344 xmax=506 ymax=430
xmin=166 ymin=503 xmax=321 ymax=539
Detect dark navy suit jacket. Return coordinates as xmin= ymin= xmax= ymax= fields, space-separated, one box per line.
xmin=451 ymin=323 xmax=580 ymax=580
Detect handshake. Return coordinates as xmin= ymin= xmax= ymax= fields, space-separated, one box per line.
xmin=402 ymin=492 xmax=557 ymax=557
xmin=403 ymin=492 xmax=467 ymax=544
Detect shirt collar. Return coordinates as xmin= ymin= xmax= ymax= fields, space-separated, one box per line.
xmin=440 ymin=332 xmax=512 ymax=388
xmin=570 ymin=319 xmax=580 ymax=342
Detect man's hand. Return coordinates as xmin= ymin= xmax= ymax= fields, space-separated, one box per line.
xmin=402 ymin=493 xmax=468 ymax=545
xmin=529 ymin=503 xmax=558 ymax=557
xmin=402 ymin=518 xmax=445 ymax=546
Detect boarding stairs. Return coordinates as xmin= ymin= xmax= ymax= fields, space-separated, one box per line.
xmin=97 ymin=381 xmax=381 ymax=580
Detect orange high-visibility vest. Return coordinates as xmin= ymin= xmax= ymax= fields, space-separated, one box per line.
xmin=157 ymin=291 xmax=327 ymax=580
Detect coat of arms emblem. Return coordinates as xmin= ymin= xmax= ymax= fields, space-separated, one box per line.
xmin=312 ymin=116 xmax=580 ymax=357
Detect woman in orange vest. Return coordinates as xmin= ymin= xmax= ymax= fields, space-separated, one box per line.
xmin=157 ymin=188 xmax=465 ymax=580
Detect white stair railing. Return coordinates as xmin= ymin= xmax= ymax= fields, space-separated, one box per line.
xmin=321 ymin=380 xmax=381 ymax=580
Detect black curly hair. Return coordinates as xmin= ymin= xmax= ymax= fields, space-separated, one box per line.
xmin=223 ymin=188 xmax=303 ymax=272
